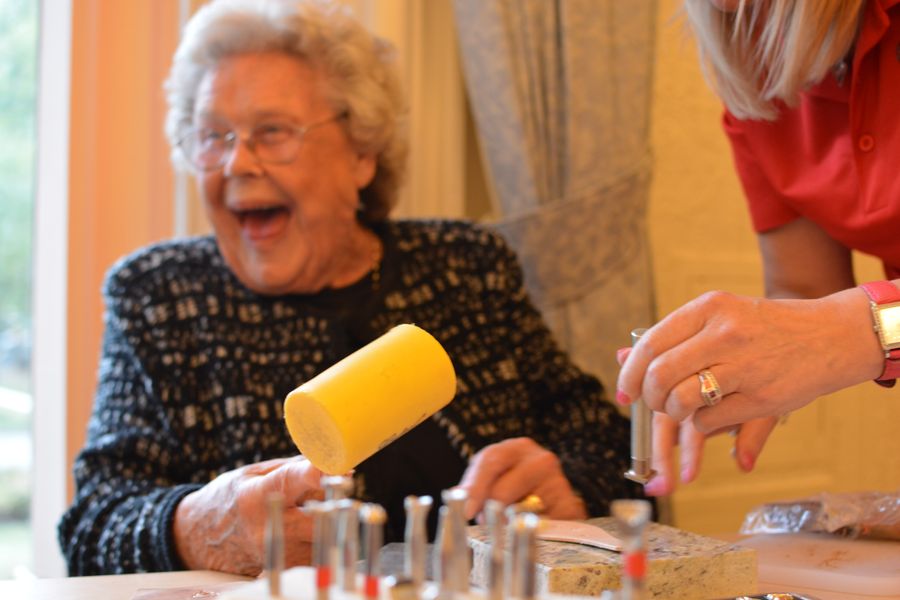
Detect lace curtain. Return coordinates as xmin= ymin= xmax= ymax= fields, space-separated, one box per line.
xmin=453 ymin=0 xmax=658 ymax=388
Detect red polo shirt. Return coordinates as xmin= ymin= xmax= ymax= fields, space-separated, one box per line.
xmin=723 ymin=0 xmax=900 ymax=278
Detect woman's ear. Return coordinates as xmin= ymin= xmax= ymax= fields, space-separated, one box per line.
xmin=353 ymin=153 xmax=377 ymax=190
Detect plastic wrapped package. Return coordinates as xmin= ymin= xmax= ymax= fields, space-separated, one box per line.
xmin=740 ymin=491 xmax=900 ymax=540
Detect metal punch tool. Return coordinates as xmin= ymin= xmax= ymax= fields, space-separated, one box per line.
xmin=624 ymin=328 xmax=657 ymax=485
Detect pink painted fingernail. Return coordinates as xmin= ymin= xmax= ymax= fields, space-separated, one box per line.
xmin=615 ymin=390 xmax=631 ymax=405
xmin=737 ymin=451 xmax=756 ymax=472
xmin=616 ymin=347 xmax=630 ymax=365
xmin=681 ymin=466 xmax=695 ymax=483
xmin=644 ymin=477 xmax=666 ymax=496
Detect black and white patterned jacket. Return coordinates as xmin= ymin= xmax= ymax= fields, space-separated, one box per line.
xmin=58 ymin=219 xmax=642 ymax=575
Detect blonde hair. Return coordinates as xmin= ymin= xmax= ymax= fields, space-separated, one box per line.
xmin=165 ymin=0 xmax=408 ymax=221
xmin=683 ymin=0 xmax=864 ymax=120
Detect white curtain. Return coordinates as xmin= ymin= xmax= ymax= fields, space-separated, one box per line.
xmin=453 ymin=0 xmax=657 ymax=387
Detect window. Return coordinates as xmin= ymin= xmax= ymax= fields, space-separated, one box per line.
xmin=0 ymin=0 xmax=38 ymax=579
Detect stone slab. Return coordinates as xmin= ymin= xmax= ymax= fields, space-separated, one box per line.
xmin=469 ymin=517 xmax=757 ymax=600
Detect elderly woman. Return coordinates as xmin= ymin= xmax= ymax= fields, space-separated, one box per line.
xmin=617 ymin=0 xmax=899 ymax=495
xmin=58 ymin=0 xmax=641 ymax=576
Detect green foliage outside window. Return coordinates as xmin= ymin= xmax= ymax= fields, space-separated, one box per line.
xmin=0 ymin=0 xmax=37 ymax=371
xmin=0 ymin=0 xmax=37 ymax=580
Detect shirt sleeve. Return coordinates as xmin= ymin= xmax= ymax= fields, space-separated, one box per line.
xmin=57 ymin=269 xmax=202 ymax=575
xmin=723 ymin=110 xmax=800 ymax=232
xmin=479 ymin=232 xmax=647 ymax=517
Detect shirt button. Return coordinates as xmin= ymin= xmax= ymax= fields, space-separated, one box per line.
xmin=858 ymin=134 xmax=875 ymax=152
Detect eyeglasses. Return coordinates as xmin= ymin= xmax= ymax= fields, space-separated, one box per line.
xmin=177 ymin=112 xmax=347 ymax=172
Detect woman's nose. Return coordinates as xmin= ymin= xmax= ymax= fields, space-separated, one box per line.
xmin=223 ymin=137 xmax=263 ymax=177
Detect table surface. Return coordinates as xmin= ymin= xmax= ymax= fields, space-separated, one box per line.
xmin=0 ymin=572 xmax=871 ymax=600
xmin=2 ymin=537 xmax=896 ymax=600
xmin=0 ymin=570 xmax=250 ymax=600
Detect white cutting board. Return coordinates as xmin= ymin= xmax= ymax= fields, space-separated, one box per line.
xmin=737 ymin=532 xmax=900 ymax=597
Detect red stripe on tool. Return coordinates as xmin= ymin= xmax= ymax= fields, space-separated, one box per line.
xmin=624 ymin=551 xmax=646 ymax=578
xmin=364 ymin=575 xmax=379 ymax=598
xmin=316 ymin=566 xmax=331 ymax=589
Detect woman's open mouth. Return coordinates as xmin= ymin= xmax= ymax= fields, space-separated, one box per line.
xmin=234 ymin=205 xmax=291 ymax=241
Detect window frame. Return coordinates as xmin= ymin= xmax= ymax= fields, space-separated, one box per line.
xmin=32 ymin=0 xmax=72 ymax=578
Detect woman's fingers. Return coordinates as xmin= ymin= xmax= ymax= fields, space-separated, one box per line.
xmin=457 ymin=438 xmax=523 ymax=519
xmin=617 ymin=292 xmax=732 ymax=409
xmin=677 ymin=418 xmax=707 ymax=484
xmin=732 ymin=416 xmax=779 ymax=472
xmin=457 ymin=438 xmax=585 ymax=520
xmin=646 ymin=413 xmax=679 ymax=496
xmin=485 ymin=450 xmax=583 ymax=519
xmin=661 ymin=363 xmax=742 ymax=422
xmin=271 ymin=457 xmax=326 ymax=505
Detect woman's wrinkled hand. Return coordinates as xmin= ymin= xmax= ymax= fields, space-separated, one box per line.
xmin=615 ymin=288 xmax=881 ymax=435
xmin=456 ymin=437 xmax=587 ymax=522
xmin=642 ymin=412 xmax=778 ymax=496
xmin=173 ymin=456 xmax=325 ymax=576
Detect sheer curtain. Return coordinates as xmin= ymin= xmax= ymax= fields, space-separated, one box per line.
xmin=453 ymin=0 xmax=657 ymax=387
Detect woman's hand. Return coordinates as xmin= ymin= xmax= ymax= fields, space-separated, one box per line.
xmin=173 ymin=456 xmax=325 ymax=576
xmin=616 ymin=287 xmax=882 ymax=435
xmin=456 ymin=437 xmax=587 ymax=521
xmin=643 ymin=412 xmax=778 ymax=496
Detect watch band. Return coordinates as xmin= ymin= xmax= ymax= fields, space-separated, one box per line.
xmin=859 ymin=281 xmax=900 ymax=386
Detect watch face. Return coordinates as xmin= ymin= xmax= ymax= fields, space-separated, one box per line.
xmin=876 ymin=302 xmax=900 ymax=350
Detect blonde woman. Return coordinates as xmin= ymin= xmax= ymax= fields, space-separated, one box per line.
xmin=617 ymin=0 xmax=900 ymax=495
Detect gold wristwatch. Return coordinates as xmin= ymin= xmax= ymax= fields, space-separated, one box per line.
xmin=860 ymin=281 xmax=900 ymax=387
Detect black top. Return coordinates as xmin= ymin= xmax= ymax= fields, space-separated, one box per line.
xmin=58 ymin=219 xmax=643 ymax=575
xmin=300 ymin=223 xmax=467 ymax=541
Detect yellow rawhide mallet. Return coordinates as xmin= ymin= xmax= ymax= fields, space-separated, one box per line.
xmin=284 ymin=324 xmax=457 ymax=474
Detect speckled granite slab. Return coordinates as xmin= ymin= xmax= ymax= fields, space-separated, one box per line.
xmin=469 ymin=517 xmax=757 ymax=600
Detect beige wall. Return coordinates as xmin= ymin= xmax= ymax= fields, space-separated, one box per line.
xmin=650 ymin=0 xmax=763 ymax=310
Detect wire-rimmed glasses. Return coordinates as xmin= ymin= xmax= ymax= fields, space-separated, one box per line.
xmin=176 ymin=112 xmax=347 ymax=172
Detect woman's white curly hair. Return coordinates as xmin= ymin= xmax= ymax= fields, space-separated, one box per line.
xmin=165 ymin=0 xmax=408 ymax=221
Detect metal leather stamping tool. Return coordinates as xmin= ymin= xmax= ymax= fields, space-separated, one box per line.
xmin=508 ymin=512 xmax=540 ymax=600
xmin=446 ymin=488 xmax=471 ymax=592
xmin=612 ymin=499 xmax=652 ymax=600
xmin=434 ymin=506 xmax=455 ymax=600
xmin=323 ymin=474 xmax=354 ymax=588
xmin=335 ymin=498 xmax=361 ymax=593
xmin=403 ymin=495 xmax=433 ymax=589
xmin=322 ymin=475 xmax=354 ymax=501
xmin=264 ymin=492 xmax=285 ymax=598
xmin=484 ymin=499 xmax=506 ymax=600
xmin=306 ymin=500 xmax=334 ymax=600
xmin=624 ymin=328 xmax=657 ymax=485
xmin=360 ymin=503 xmax=388 ymax=600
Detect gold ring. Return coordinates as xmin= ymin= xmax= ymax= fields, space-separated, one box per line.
xmin=698 ymin=369 xmax=723 ymax=407
xmin=515 ymin=494 xmax=545 ymax=514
